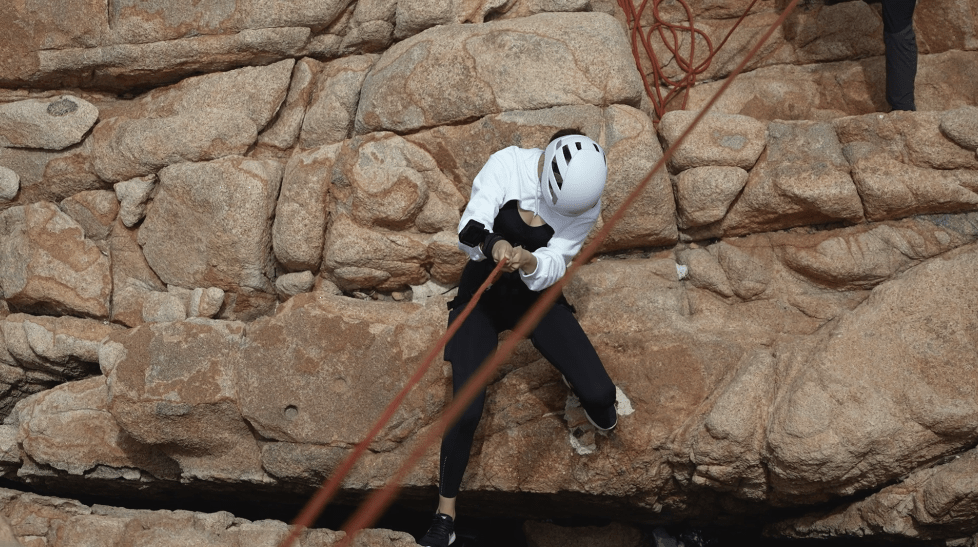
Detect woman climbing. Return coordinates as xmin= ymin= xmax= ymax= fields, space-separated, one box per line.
xmin=417 ymin=130 xmax=619 ymax=547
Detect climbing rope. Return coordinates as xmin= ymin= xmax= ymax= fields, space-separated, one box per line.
xmin=276 ymin=258 xmax=508 ymax=547
xmin=284 ymin=1 xmax=801 ymax=545
xmin=618 ymin=0 xmax=762 ymax=120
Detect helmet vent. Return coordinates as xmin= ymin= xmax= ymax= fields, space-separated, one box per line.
xmin=562 ymin=145 xmax=572 ymax=163
xmin=551 ymin=158 xmax=563 ymax=188
xmin=576 ymin=142 xmax=582 ymax=150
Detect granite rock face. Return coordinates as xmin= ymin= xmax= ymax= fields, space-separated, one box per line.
xmin=0 ymin=0 xmax=978 ymax=545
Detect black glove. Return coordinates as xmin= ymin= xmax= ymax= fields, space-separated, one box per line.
xmin=459 ymin=219 xmax=505 ymax=262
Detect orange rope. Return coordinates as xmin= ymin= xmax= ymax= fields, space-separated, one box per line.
xmin=619 ymin=0 xmax=761 ymax=120
xmin=332 ymin=1 xmax=801 ymax=544
xmin=276 ymin=258 xmax=508 ymax=547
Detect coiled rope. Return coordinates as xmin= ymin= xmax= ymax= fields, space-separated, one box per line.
xmin=618 ymin=0 xmax=762 ymax=120
xmin=282 ymin=1 xmax=801 ymax=545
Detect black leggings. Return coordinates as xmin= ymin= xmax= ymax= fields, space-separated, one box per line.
xmin=438 ymin=292 xmax=617 ymax=498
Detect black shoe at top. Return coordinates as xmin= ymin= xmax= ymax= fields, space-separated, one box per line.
xmin=418 ymin=513 xmax=456 ymax=547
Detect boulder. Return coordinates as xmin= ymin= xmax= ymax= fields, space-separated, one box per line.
xmin=277 ymin=131 xmax=464 ymax=282
xmin=355 ymin=12 xmax=642 ymax=134
xmin=255 ymin=58 xmax=320 ymax=154
xmin=0 ymin=143 xmax=103 ymax=211
xmin=103 ymin=320 xmax=269 ymax=484
xmin=721 ymin=121 xmax=864 ymax=236
xmin=275 ymin=271 xmax=316 ymax=300
xmin=322 ymin=214 xmax=430 ymax=291
xmin=106 ymin=0 xmax=350 ymax=44
xmin=273 ymin=143 xmax=342 ymax=272
xmin=300 ymin=55 xmax=377 ymax=150
xmin=911 ymin=0 xmax=978 ymax=55
xmin=836 ymin=111 xmax=978 ymax=221
xmin=780 ymin=219 xmax=973 ymax=291
xmin=113 ymin=175 xmax=155 ymax=228
xmin=781 ymin=1 xmax=883 ymax=65
xmin=940 ymin=105 xmax=978 ymax=151
xmin=0 ymin=96 xmax=98 ymax=150
xmin=58 ymin=190 xmax=119 ymax=253
xmin=675 ymin=166 xmax=749 ymax=228
xmin=138 ymin=156 xmax=283 ymax=294
xmin=0 ymin=486 xmax=415 ymax=547
xmin=189 ymin=288 xmax=226 ymax=319
xmin=0 ymin=203 xmax=111 ymax=319
xmin=342 ymin=135 xmax=461 ymax=232
xmin=0 ymin=167 xmax=17 ymax=203
xmin=340 ymin=0 xmax=397 ymax=54
xmin=14 ymin=376 xmax=177 ymax=480
xmin=765 ymin=242 xmax=978 ymax=503
xmin=657 ymin=110 xmax=767 ymax=171
xmin=90 ymin=59 xmax=295 ymax=182
xmin=3 ymin=13 xmax=311 ymax=91
xmin=769 ymin=447 xmax=978 ymax=542
xmin=90 ymin=111 xmax=257 ymax=184
xmin=126 ymin=59 xmax=295 ymax=131
xmin=236 ymin=293 xmax=448 ymax=452
xmin=0 ymin=314 xmax=118 ymax=381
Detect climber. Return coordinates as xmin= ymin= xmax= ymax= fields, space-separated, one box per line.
xmin=882 ymin=0 xmax=917 ymax=111
xmin=417 ymin=130 xmax=619 ymax=547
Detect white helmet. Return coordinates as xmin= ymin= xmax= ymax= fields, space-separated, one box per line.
xmin=540 ymin=134 xmax=607 ymax=217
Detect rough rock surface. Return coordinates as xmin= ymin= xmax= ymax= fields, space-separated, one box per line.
xmin=138 ymin=156 xmax=283 ymax=295
xmin=0 ymin=168 xmax=18 ymax=203
xmin=658 ymin=111 xmax=767 ymax=171
xmin=0 ymin=487 xmax=415 ymax=547
xmin=0 ymin=203 xmax=111 ymax=319
xmin=0 ymin=96 xmax=98 ymax=151
xmin=355 ymin=12 xmax=643 ymax=134
xmin=769 ymin=448 xmax=978 ymax=542
xmin=0 ymin=142 xmax=103 ymax=212
xmin=1 ymin=214 xmax=975 ymax=533
xmin=1 ymin=0 xmax=978 ymax=544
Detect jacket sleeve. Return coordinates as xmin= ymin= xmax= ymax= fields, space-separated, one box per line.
xmin=520 ymin=205 xmax=599 ymax=292
xmin=457 ymin=154 xmax=510 ymax=261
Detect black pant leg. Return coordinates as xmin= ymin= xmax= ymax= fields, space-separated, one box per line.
xmin=882 ymin=0 xmax=917 ymax=111
xmin=439 ymin=304 xmax=498 ymax=498
xmin=530 ymin=303 xmax=617 ymax=429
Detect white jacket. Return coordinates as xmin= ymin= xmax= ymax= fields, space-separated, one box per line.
xmin=457 ymin=146 xmax=600 ymax=292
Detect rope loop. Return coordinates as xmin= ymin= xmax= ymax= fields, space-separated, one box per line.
xmin=618 ymin=0 xmax=761 ymax=120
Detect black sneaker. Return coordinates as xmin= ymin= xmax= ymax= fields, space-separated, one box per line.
xmin=585 ymin=406 xmax=618 ymax=431
xmin=564 ymin=375 xmax=618 ymax=431
xmin=418 ymin=513 xmax=456 ymax=547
